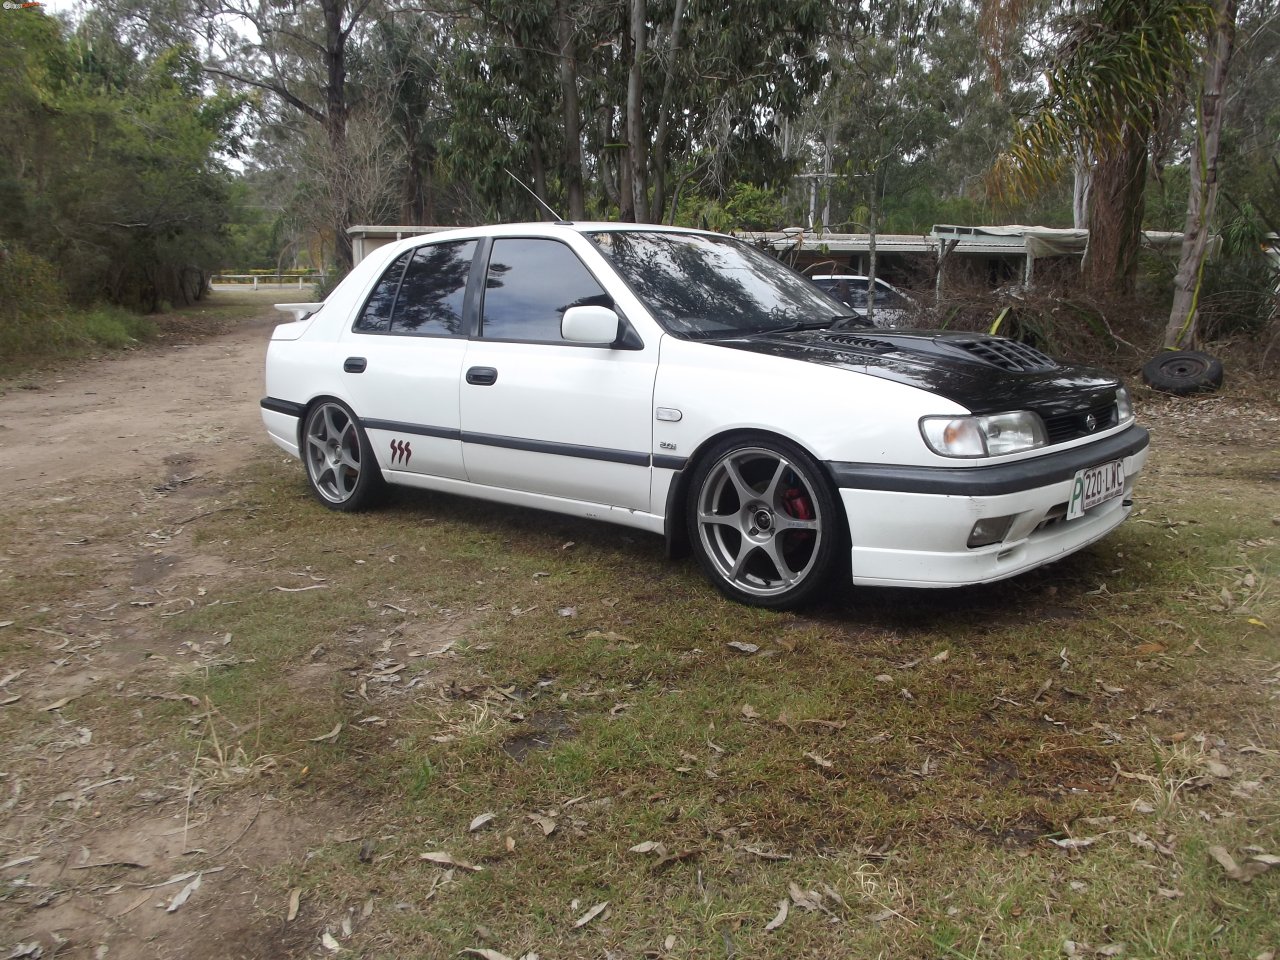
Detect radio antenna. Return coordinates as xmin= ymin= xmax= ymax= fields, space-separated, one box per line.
xmin=504 ymin=168 xmax=569 ymax=224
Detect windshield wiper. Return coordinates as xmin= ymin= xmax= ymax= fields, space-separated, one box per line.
xmin=755 ymin=318 xmax=834 ymax=335
xmin=829 ymin=313 xmax=874 ymax=329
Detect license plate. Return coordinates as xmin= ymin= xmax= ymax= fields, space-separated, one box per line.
xmin=1067 ymin=460 xmax=1125 ymax=520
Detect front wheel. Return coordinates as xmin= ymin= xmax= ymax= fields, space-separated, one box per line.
xmin=302 ymin=399 xmax=384 ymax=511
xmin=687 ymin=436 xmax=844 ymax=609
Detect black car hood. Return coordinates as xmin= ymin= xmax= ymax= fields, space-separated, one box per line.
xmin=710 ymin=328 xmax=1122 ymax=418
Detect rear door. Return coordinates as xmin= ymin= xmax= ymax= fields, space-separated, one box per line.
xmin=339 ymin=239 xmax=477 ymax=480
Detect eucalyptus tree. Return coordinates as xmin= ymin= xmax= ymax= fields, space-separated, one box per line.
xmin=187 ymin=0 xmax=383 ymax=269
xmin=1164 ymin=0 xmax=1239 ymax=348
xmin=445 ymin=0 xmax=829 ymax=223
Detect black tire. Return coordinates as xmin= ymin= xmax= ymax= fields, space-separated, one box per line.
xmin=1141 ymin=351 xmax=1224 ymax=396
xmin=301 ymin=399 xmax=385 ymax=511
xmin=686 ymin=434 xmax=844 ymax=609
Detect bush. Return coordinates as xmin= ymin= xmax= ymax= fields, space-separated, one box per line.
xmin=1 ymin=242 xmax=159 ymax=366
xmin=0 ymin=243 xmax=70 ymax=357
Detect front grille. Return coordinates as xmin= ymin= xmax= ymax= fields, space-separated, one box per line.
xmin=953 ymin=337 xmax=1058 ymax=372
xmin=820 ymin=333 xmax=896 ymax=353
xmin=1042 ymin=402 xmax=1119 ymax=444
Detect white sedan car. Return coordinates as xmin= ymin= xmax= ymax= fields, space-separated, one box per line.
xmin=261 ymin=222 xmax=1149 ymax=609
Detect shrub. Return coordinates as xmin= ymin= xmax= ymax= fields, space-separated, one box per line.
xmin=0 ymin=243 xmax=70 ymax=357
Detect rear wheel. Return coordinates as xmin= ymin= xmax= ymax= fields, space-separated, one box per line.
xmin=302 ymin=399 xmax=384 ymax=511
xmin=687 ymin=435 xmax=843 ymax=609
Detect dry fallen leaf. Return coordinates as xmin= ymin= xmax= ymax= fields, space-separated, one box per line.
xmin=469 ymin=812 xmax=496 ymax=832
xmin=321 ymin=931 xmax=340 ymax=953
xmin=286 ymin=887 xmax=301 ymax=922
xmin=304 ymin=722 xmax=342 ymax=743
xmin=931 ymin=649 xmax=950 ymax=662
xmin=420 ymin=851 xmax=482 ymax=872
xmin=741 ymin=704 xmax=761 ymax=720
xmin=166 ymin=872 xmax=202 ymax=912
xmin=629 ymin=841 xmax=665 ymax=855
xmin=1208 ymin=845 xmax=1276 ymax=882
xmin=742 ymin=845 xmax=791 ymax=861
xmin=462 ymin=950 xmax=514 ymax=960
xmin=573 ymin=901 xmax=609 ymax=928
xmin=765 ymin=899 xmax=789 ymax=931
xmin=804 ymin=752 xmax=833 ymax=769
xmin=1203 ymin=759 xmax=1233 ymax=778
xmin=727 ymin=641 xmax=759 ymax=654
xmin=1049 ymin=837 xmax=1096 ymax=850
xmin=788 ymin=882 xmax=823 ymax=911
xmin=528 ymin=814 xmax=558 ymax=836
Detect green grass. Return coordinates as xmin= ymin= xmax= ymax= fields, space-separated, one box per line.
xmin=100 ymin=454 xmax=1275 ymax=958
xmin=0 ymin=288 xmax=280 ymax=378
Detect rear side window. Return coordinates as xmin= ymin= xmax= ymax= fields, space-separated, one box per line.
xmin=481 ymin=238 xmax=609 ymax=342
xmin=391 ymin=240 xmax=476 ymax=336
xmin=355 ymin=251 xmax=410 ymax=332
xmin=354 ymin=240 xmax=475 ymax=337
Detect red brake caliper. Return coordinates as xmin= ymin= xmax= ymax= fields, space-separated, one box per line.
xmin=782 ymin=486 xmax=815 ymax=545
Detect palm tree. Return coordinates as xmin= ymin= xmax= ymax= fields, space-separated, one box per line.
xmin=989 ymin=0 xmax=1215 ymax=296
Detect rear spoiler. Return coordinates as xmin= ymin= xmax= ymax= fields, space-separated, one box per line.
xmin=274 ymin=302 xmax=325 ymax=322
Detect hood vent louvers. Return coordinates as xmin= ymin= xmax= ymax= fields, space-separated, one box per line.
xmin=952 ymin=337 xmax=1059 ymax=372
xmin=819 ymin=333 xmax=896 ymax=354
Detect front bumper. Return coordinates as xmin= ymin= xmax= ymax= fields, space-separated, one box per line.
xmin=828 ymin=425 xmax=1150 ymax=587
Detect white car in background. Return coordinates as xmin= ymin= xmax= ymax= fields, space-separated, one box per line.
xmin=261 ymin=222 xmax=1149 ymax=609
xmin=808 ymin=273 xmax=918 ymax=327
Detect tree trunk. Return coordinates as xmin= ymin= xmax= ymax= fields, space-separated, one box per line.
xmin=1072 ymin=146 xmax=1091 ymax=229
xmin=626 ymin=0 xmax=648 ymax=221
xmin=529 ymin=136 xmax=550 ymax=221
xmin=647 ymin=0 xmax=687 ymax=222
xmin=865 ymin=181 xmax=879 ymax=325
xmin=322 ymin=0 xmax=352 ymax=270
xmin=556 ymin=0 xmax=586 ymax=220
xmin=1082 ymin=123 xmax=1147 ymax=296
xmin=1164 ymin=0 xmax=1237 ymax=349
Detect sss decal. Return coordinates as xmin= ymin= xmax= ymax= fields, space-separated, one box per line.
xmin=389 ymin=439 xmax=412 ymax=465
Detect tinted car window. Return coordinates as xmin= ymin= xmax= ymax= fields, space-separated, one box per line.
xmin=355 ymin=251 xmax=410 ymax=333
xmin=481 ymin=238 xmax=609 ymax=342
xmin=390 ymin=240 xmax=476 ymax=337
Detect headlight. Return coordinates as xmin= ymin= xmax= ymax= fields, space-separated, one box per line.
xmin=920 ymin=411 xmax=1047 ymax=458
xmin=1116 ymin=386 xmax=1133 ymax=424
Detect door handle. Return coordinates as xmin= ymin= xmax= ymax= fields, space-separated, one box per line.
xmin=344 ymin=357 xmax=367 ymax=373
xmin=466 ymin=366 xmax=498 ymax=386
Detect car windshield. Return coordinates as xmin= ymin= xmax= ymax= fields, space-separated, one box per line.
xmin=586 ymin=229 xmax=858 ymax=339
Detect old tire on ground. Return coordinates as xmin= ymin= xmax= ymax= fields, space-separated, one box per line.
xmin=687 ymin=434 xmax=843 ymax=610
xmin=1141 ymin=351 xmax=1224 ymax=396
xmin=302 ymin=399 xmax=385 ymax=511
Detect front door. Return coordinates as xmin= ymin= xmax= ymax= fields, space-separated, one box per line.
xmin=459 ymin=236 xmax=657 ymax=511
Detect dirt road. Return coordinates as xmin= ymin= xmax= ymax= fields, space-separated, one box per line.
xmin=0 ymin=300 xmax=329 ymax=960
xmin=0 ymin=307 xmax=277 ymax=497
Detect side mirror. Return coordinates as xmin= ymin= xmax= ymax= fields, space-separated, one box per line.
xmin=561 ymin=305 xmax=620 ymax=345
